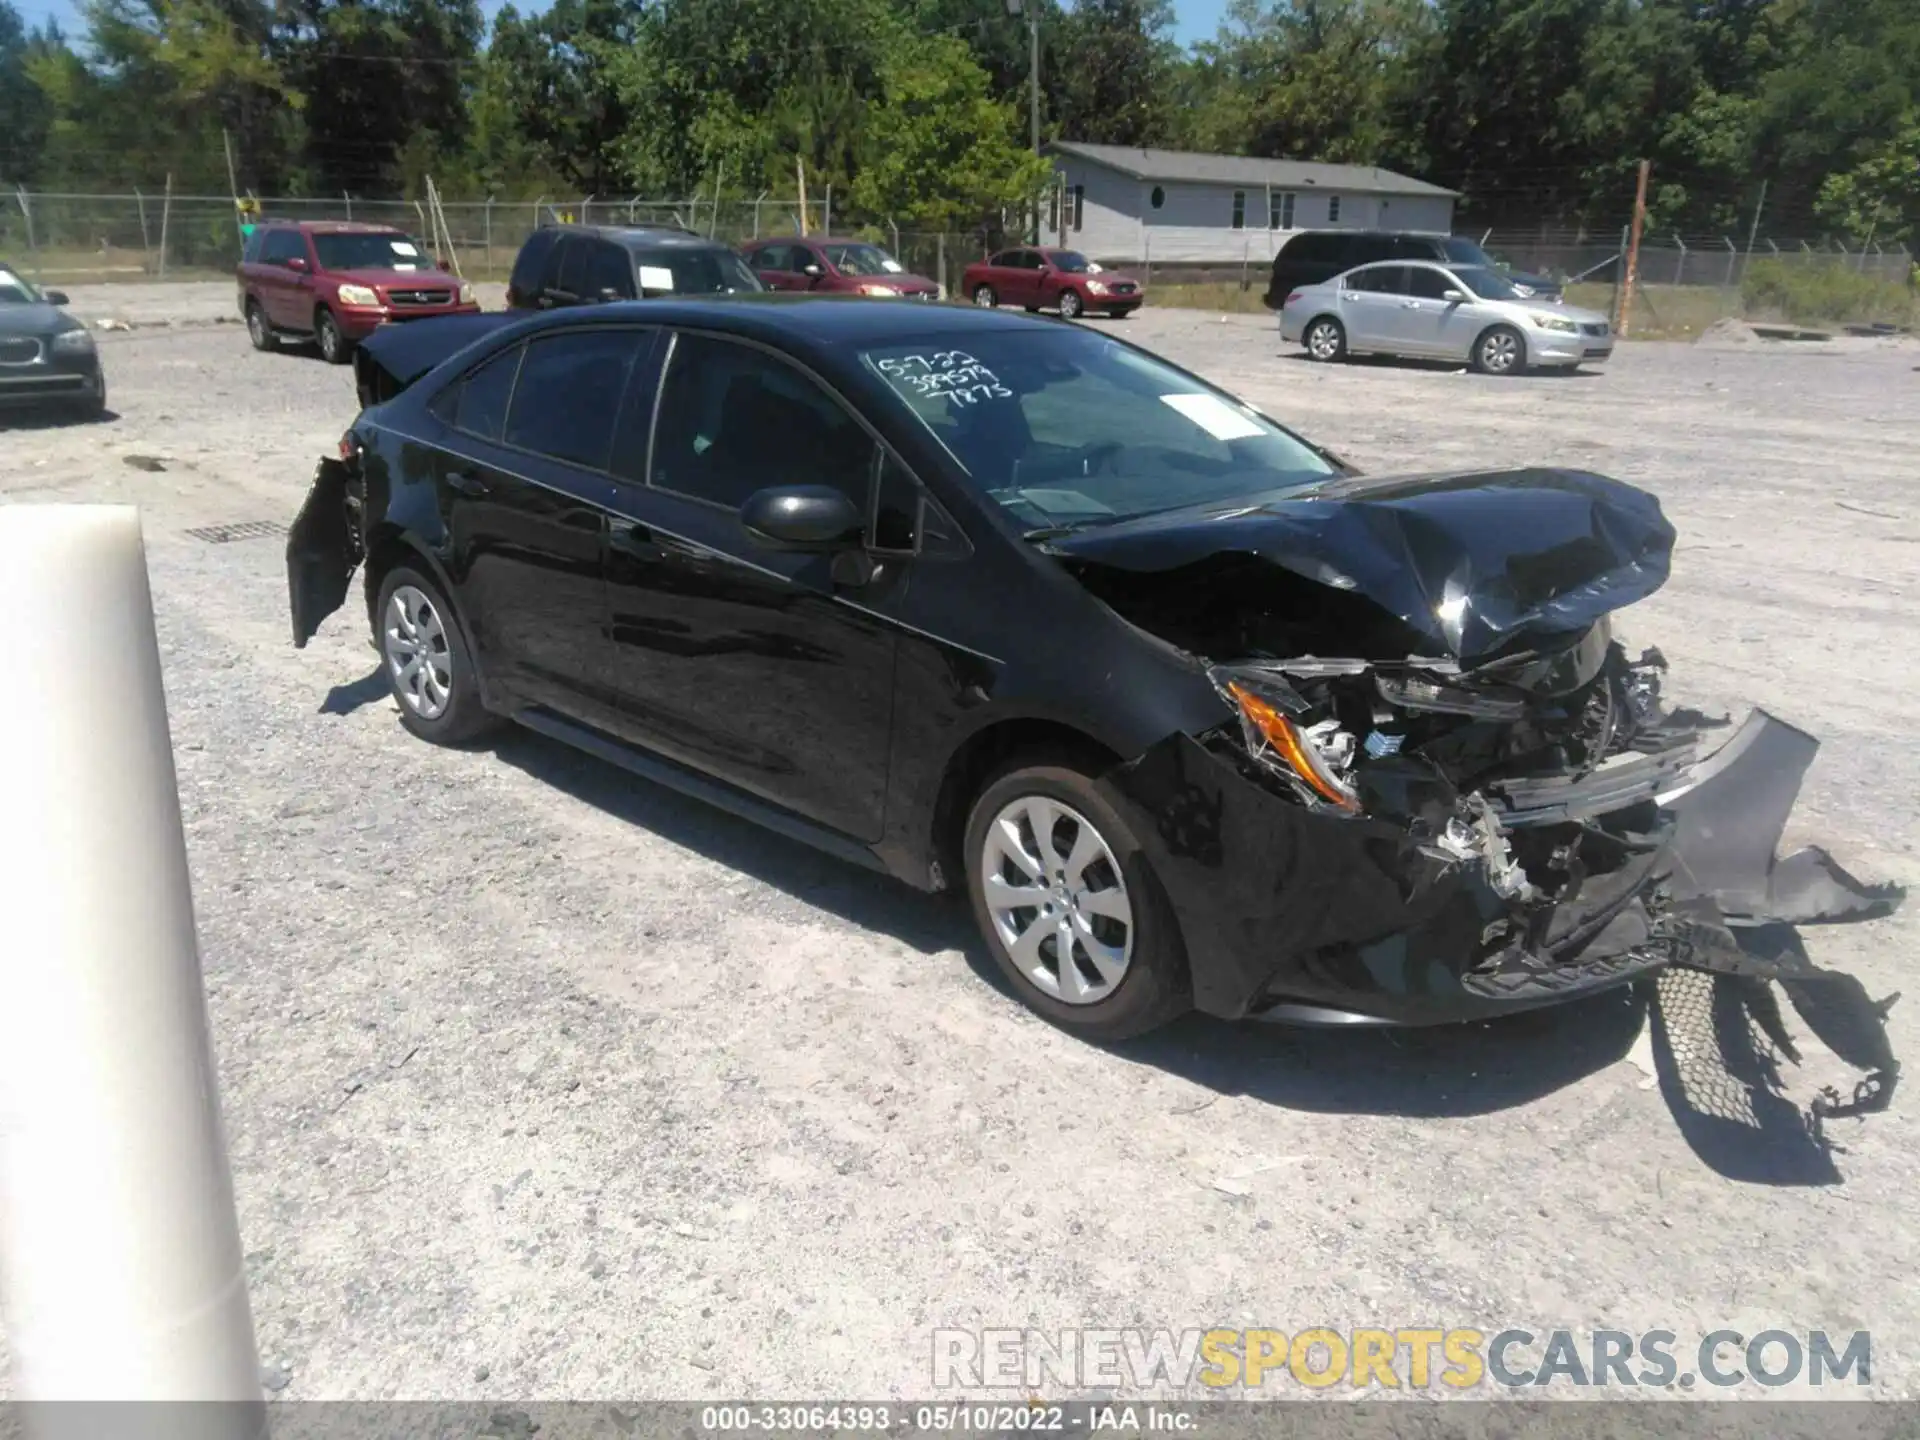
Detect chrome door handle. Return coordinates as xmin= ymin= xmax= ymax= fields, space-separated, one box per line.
xmin=444 ymin=471 xmax=489 ymax=497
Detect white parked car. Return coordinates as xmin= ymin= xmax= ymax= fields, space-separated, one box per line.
xmin=1279 ymin=259 xmax=1615 ymax=375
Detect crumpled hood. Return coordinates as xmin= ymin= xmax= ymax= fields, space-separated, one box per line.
xmin=1046 ymin=467 xmax=1675 ymax=663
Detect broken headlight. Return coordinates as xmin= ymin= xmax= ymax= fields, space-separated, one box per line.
xmin=1215 ymin=669 xmax=1361 ymax=813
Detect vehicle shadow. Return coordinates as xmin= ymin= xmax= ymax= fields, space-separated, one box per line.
xmin=0 ymin=407 xmax=119 ymax=430
xmin=471 ymin=724 xmax=1896 ymax=1180
xmin=319 ymin=666 xmax=387 ymax=715
xmin=1278 ymin=352 xmax=1603 ymax=379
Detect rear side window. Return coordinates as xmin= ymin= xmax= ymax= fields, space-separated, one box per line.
xmin=261 ymin=230 xmax=303 ymax=265
xmin=503 ymin=330 xmax=646 ymax=469
xmin=1350 ymin=265 xmax=1408 ymax=294
xmin=510 ymin=230 xmax=558 ymax=299
xmin=582 ymin=241 xmax=635 ymax=300
xmin=551 ymin=236 xmax=587 ymax=296
xmin=452 ymin=345 xmax=523 ymax=442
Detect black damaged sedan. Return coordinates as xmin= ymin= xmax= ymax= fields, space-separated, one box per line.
xmin=287 ymin=298 xmax=1901 ymax=1039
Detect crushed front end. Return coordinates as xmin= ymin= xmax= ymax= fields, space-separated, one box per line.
xmin=1107 ymin=626 xmax=1902 ymax=1027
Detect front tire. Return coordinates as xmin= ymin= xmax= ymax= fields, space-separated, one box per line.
xmin=1058 ymin=289 xmax=1084 ymax=320
xmin=246 ymin=299 xmax=277 ymax=352
xmin=964 ymin=760 xmax=1191 ymax=1040
xmin=1473 ymin=324 xmax=1526 ymax=376
xmin=1303 ymin=316 xmax=1347 ymax=362
xmin=971 ymin=284 xmax=997 ymax=308
xmin=315 ymin=307 xmax=351 ymax=365
xmin=373 ymin=566 xmax=498 ymax=745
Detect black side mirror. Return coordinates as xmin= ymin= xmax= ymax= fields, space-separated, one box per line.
xmin=740 ymin=485 xmax=863 ymax=551
xmin=43 ymin=289 xmax=69 ymax=306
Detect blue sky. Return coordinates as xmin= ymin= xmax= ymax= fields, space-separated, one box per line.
xmin=14 ymin=0 xmax=1227 ymax=50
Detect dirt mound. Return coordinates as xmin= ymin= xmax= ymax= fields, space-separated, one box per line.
xmin=1695 ymin=317 xmax=1762 ymax=347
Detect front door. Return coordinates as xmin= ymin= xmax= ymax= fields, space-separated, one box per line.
xmin=1399 ymin=265 xmax=1480 ymax=356
xmin=599 ymin=329 xmax=900 ymax=842
xmin=433 ymin=325 xmax=655 ymax=725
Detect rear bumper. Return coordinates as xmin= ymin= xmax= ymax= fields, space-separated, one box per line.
xmin=1106 ymin=712 xmax=1901 ymax=1026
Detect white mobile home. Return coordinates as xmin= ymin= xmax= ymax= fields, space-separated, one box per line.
xmin=1040 ymin=142 xmax=1460 ymax=266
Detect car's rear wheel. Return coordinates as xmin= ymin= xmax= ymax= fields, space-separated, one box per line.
xmin=1473 ymin=324 xmax=1526 ymax=376
xmin=1304 ymin=316 xmax=1346 ymax=362
xmin=246 ymin=300 xmax=276 ymax=352
xmin=971 ymin=284 xmax=997 ymax=308
xmin=1058 ymin=289 xmax=1084 ymax=320
xmin=964 ymin=761 xmax=1191 ymax=1040
xmin=315 ymin=307 xmax=351 ymax=365
xmin=374 ymin=566 xmax=498 ymax=745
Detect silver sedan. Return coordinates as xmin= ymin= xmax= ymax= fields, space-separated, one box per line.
xmin=1278 ymin=260 xmax=1615 ymax=375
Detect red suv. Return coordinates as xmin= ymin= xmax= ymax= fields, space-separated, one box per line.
xmin=962 ymin=246 xmax=1144 ymax=319
xmin=739 ymin=236 xmax=940 ymax=299
xmin=238 ymin=221 xmax=479 ymax=364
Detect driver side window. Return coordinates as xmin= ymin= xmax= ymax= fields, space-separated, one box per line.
xmin=650 ymin=334 xmax=876 ymax=515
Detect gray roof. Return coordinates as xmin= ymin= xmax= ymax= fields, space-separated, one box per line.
xmin=1044 ymin=142 xmax=1459 ymax=198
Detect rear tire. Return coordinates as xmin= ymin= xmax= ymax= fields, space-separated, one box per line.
xmin=315 ymin=307 xmax=351 ymax=365
xmin=1303 ymin=316 xmax=1347 ymax=363
xmin=971 ymin=284 xmax=997 ymax=308
xmin=246 ymin=299 xmax=277 ymax=352
xmin=373 ymin=565 xmax=499 ymax=746
xmin=964 ymin=759 xmax=1191 ymax=1041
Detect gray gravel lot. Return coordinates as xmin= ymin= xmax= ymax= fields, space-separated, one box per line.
xmin=3 ymin=286 xmax=1918 ymax=1401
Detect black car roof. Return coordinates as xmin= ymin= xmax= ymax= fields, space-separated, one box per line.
xmin=513 ymin=294 xmax=1060 ymax=347
xmin=542 ymin=224 xmax=729 ymax=251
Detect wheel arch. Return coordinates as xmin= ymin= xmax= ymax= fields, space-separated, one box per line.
xmin=929 ymin=716 xmax=1124 ymax=890
xmin=1474 ymin=320 xmax=1527 ymax=369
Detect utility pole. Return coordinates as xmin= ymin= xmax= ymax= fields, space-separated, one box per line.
xmin=1006 ymin=0 xmax=1041 ymax=240
xmin=1743 ymin=178 xmax=1767 ymax=270
xmin=1618 ymin=159 xmax=1650 ymax=338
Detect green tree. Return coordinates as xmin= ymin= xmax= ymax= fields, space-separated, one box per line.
xmin=1048 ymin=0 xmax=1179 ymax=147
xmin=485 ymin=0 xmax=637 ymax=195
xmin=0 ymin=0 xmax=55 ymax=182
xmin=850 ymin=31 xmax=1050 ymax=227
xmin=1816 ymin=114 xmax=1920 ymax=243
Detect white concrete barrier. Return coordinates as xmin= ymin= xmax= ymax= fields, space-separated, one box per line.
xmin=0 ymin=506 xmax=264 ymax=1436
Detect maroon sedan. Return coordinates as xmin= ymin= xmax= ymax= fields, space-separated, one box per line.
xmin=961 ymin=246 xmax=1144 ymax=319
xmin=739 ymin=236 xmax=940 ymax=300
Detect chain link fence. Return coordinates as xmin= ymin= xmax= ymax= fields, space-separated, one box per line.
xmin=0 ymin=189 xmax=1001 ymax=296
xmin=1477 ymin=226 xmax=1915 ymax=289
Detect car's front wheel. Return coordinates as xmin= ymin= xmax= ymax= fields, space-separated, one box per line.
xmin=315 ymin=307 xmax=351 ymax=365
xmin=374 ymin=566 xmax=499 ymax=745
xmin=1058 ymin=289 xmax=1084 ymax=320
xmin=971 ymin=284 xmax=997 ymax=308
xmin=1473 ymin=324 xmax=1526 ymax=376
xmin=1303 ymin=316 xmax=1346 ymax=362
xmin=964 ymin=760 xmax=1191 ymax=1040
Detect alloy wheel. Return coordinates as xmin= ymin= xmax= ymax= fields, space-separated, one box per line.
xmin=383 ymin=584 xmax=454 ymax=720
xmin=247 ymin=304 xmax=269 ymax=348
xmin=980 ymin=795 xmax=1134 ymax=1005
xmin=1307 ymin=320 xmax=1342 ymax=360
xmin=1059 ymin=290 xmax=1083 ymax=319
xmin=973 ymin=285 xmax=996 ymax=308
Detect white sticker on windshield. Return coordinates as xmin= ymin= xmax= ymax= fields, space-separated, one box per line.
xmin=1087 ymin=261 xmax=1105 ymax=273
xmin=880 ymin=259 xmax=904 ymax=273
xmin=391 ymin=241 xmax=420 ymax=256
xmin=1159 ymin=392 xmax=1263 ymax=440
xmin=639 ymin=266 xmax=675 ymax=293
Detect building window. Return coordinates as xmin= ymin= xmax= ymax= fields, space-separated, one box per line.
xmin=1072 ymin=185 xmax=1084 ymax=232
xmin=1270 ymin=192 xmax=1295 ymax=230
xmin=1048 ymin=184 xmax=1061 ymax=234
xmin=1327 ymin=195 xmax=1342 ymax=223
xmin=1149 ymin=185 xmax=1165 ymax=210
xmin=1231 ymin=190 xmax=1245 ymax=229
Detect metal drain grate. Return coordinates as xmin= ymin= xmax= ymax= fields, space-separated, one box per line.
xmin=185 ymin=520 xmax=287 ymax=545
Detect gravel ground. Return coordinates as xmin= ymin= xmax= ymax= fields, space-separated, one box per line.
xmin=3 ymin=286 xmax=1918 ymax=1402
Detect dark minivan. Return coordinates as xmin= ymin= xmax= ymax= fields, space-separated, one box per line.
xmin=506 ymin=224 xmax=763 ymax=310
xmin=1263 ymin=231 xmax=1562 ymax=308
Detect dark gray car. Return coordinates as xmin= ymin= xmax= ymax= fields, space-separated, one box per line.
xmin=0 ymin=262 xmax=106 ymax=418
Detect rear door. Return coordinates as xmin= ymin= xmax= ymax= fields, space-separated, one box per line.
xmin=257 ymin=230 xmax=305 ymax=327
xmin=579 ymin=238 xmax=636 ymax=303
xmin=598 ymin=329 xmax=902 ymax=841
xmin=1338 ymin=264 xmax=1410 ymax=349
xmin=430 ymin=326 xmax=654 ymax=723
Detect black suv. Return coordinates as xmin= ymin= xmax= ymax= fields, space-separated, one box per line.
xmin=1263 ymin=231 xmax=1562 ymax=308
xmin=505 ymin=224 xmax=764 ymax=310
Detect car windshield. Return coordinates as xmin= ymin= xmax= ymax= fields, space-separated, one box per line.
xmin=0 ymin=266 xmax=41 ymax=304
xmin=862 ymin=329 xmax=1337 ymax=531
xmin=633 ymin=247 xmax=763 ymax=295
xmin=1441 ymin=237 xmax=1495 ymax=267
xmin=1453 ymin=266 xmax=1523 ymax=300
xmin=313 ymin=232 xmax=433 ymax=271
xmin=1046 ymin=251 xmax=1093 ymax=273
xmin=824 ymin=243 xmax=904 ymax=277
